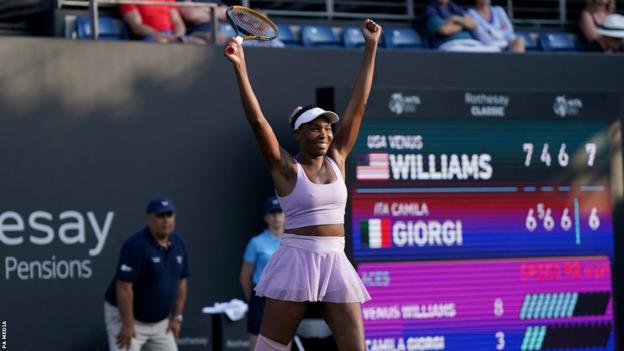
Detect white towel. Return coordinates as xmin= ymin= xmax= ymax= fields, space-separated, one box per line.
xmin=201 ymin=298 xmax=248 ymax=321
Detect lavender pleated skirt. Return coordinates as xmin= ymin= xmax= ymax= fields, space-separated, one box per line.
xmin=254 ymin=234 xmax=371 ymax=303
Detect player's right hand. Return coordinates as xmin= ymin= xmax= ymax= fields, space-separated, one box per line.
xmin=116 ymin=323 xmax=135 ymax=350
xmin=224 ymin=37 xmax=245 ymax=66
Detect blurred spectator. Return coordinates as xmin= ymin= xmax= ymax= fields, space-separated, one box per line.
xmin=468 ymin=0 xmax=525 ymax=52
xmin=422 ymin=0 xmax=500 ymax=52
xmin=595 ymin=13 xmax=624 ymax=52
xmin=120 ymin=0 xmax=189 ymax=43
xmin=579 ymin=0 xmax=616 ymax=51
xmin=239 ymin=196 xmax=289 ymax=350
xmin=178 ymin=0 xmax=227 ymax=44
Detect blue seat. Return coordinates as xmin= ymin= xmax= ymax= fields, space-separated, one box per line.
xmin=343 ymin=27 xmax=365 ymax=48
xmin=218 ymin=23 xmax=242 ymax=44
xmin=384 ymin=27 xmax=422 ymax=49
xmin=301 ymin=25 xmax=341 ymax=48
xmin=342 ymin=26 xmax=388 ymax=48
xmin=515 ymin=31 xmax=540 ymax=51
xmin=277 ymin=23 xmax=301 ymax=47
xmin=75 ymin=16 xmax=128 ymax=40
xmin=539 ymin=32 xmax=578 ymax=51
xmin=220 ymin=23 xmax=237 ymax=38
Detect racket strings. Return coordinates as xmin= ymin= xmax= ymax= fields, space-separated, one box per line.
xmin=228 ymin=9 xmax=278 ymax=39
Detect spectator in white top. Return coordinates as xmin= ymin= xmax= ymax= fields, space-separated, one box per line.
xmin=468 ymin=0 xmax=525 ymax=52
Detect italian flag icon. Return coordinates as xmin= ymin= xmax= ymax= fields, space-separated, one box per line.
xmin=360 ymin=219 xmax=392 ymax=248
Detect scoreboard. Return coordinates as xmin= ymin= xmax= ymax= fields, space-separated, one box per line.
xmin=343 ymin=89 xmax=620 ymax=351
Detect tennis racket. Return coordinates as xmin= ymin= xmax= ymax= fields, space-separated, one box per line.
xmin=225 ymin=6 xmax=279 ymax=54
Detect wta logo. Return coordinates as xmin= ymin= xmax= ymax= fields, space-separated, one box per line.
xmin=360 ymin=218 xmax=463 ymax=249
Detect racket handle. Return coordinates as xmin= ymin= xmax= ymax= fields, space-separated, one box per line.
xmin=226 ymin=36 xmax=244 ymax=55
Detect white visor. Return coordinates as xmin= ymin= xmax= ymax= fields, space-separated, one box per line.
xmin=292 ymin=107 xmax=339 ymax=130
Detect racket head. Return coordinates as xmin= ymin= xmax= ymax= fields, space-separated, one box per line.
xmin=226 ymin=6 xmax=279 ymax=41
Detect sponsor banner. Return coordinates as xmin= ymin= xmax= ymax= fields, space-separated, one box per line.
xmin=0 ymin=210 xmax=115 ymax=281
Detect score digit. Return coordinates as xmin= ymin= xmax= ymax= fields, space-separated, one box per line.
xmin=494 ymin=298 xmax=504 ymax=317
xmin=561 ymin=208 xmax=572 ymax=231
xmin=540 ymin=143 xmax=552 ymax=167
xmin=523 ymin=143 xmax=533 ymax=167
xmin=495 ymin=331 xmax=505 ymax=350
xmin=526 ymin=209 xmax=537 ymax=232
xmin=589 ymin=208 xmax=600 ymax=230
xmin=558 ymin=143 xmax=569 ymax=167
xmin=543 ymin=209 xmax=555 ymax=231
xmin=586 ymin=143 xmax=596 ymax=166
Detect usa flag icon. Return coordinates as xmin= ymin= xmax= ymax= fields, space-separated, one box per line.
xmin=356 ymin=153 xmax=390 ymax=180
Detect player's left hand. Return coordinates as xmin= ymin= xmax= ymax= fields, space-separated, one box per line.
xmin=167 ymin=319 xmax=182 ymax=339
xmin=361 ymin=19 xmax=382 ymax=44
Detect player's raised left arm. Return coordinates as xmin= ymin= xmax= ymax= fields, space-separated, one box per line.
xmin=331 ymin=19 xmax=382 ymax=159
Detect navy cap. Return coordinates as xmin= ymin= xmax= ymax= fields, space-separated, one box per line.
xmin=146 ymin=197 xmax=176 ymax=214
xmin=264 ymin=196 xmax=282 ymax=213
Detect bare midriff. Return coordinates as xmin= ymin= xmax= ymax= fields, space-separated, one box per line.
xmin=288 ymin=224 xmax=345 ymax=237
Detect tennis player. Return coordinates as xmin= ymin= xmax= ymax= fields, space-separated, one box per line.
xmin=225 ymin=18 xmax=381 ymax=351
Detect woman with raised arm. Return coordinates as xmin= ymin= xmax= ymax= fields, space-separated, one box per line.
xmin=224 ymin=18 xmax=381 ymax=351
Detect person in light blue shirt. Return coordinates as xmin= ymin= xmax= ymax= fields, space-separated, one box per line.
xmin=468 ymin=0 xmax=525 ymax=52
xmin=239 ymin=196 xmax=288 ymax=351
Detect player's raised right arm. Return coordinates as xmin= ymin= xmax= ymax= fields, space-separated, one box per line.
xmin=224 ymin=39 xmax=290 ymax=172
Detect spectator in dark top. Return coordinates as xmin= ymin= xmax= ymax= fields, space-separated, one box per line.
xmin=422 ymin=0 xmax=500 ymax=52
xmin=595 ymin=13 xmax=624 ymax=52
xmin=468 ymin=0 xmax=525 ymax=52
xmin=579 ymin=0 xmax=617 ymax=51
xmin=120 ymin=0 xmax=188 ymax=43
xmin=178 ymin=0 xmax=227 ymax=43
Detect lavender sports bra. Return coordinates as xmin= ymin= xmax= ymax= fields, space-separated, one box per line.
xmin=277 ymin=156 xmax=348 ymax=230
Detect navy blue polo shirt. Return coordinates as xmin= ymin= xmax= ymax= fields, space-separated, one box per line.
xmin=104 ymin=227 xmax=190 ymax=323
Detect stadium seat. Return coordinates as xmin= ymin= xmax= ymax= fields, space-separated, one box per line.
xmin=384 ymin=27 xmax=422 ymax=49
xmin=220 ymin=22 xmax=237 ymax=38
xmin=301 ymin=25 xmax=341 ymax=48
xmin=515 ymin=31 xmax=540 ymax=51
xmin=343 ymin=27 xmax=365 ymax=48
xmin=342 ymin=26 xmax=388 ymax=48
xmin=75 ymin=16 xmax=128 ymax=40
xmin=539 ymin=32 xmax=578 ymax=51
xmin=277 ymin=23 xmax=301 ymax=47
